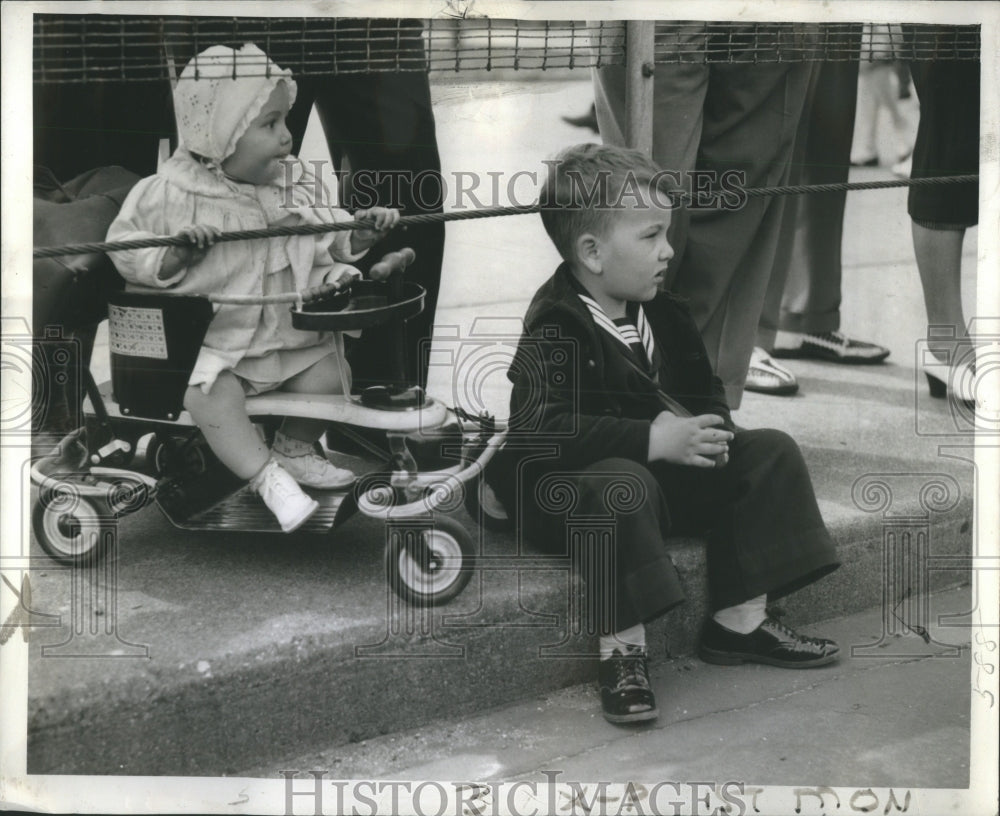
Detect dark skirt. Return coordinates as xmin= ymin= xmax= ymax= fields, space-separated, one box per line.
xmin=908 ymin=58 xmax=980 ymax=229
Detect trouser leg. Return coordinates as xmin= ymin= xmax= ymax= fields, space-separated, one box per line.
xmin=524 ymin=457 xmax=685 ymax=634
xmin=290 ymin=67 xmax=445 ymax=391
xmin=672 ymin=61 xmax=813 ymax=407
xmin=681 ymin=428 xmax=840 ymax=609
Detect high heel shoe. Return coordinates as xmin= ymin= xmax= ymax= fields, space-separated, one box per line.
xmin=923 ymin=358 xmax=976 ymax=410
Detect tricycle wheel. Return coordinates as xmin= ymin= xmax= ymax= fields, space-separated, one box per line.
xmin=463 ymin=473 xmax=513 ymax=532
xmin=146 ymin=434 xmax=208 ymax=478
xmin=385 ymin=515 xmax=475 ymax=606
xmin=32 ymin=490 xmax=113 ymax=566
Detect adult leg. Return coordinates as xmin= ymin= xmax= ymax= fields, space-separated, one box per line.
xmin=761 ymin=59 xmax=859 ymax=345
xmin=671 ymin=59 xmax=813 ymax=407
xmin=850 ymin=62 xmax=880 ymax=166
xmin=593 ymin=26 xmax=709 ymax=279
xmin=868 ymin=62 xmax=911 ymax=160
xmin=758 ymin=52 xmax=889 ymax=366
xmin=907 ymin=56 xmax=979 ymax=367
xmin=291 ymin=26 xmax=445 ymax=391
xmin=911 ymin=224 xmax=968 ymax=360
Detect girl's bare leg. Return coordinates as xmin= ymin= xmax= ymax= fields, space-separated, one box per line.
xmin=183 ymin=371 xmax=268 ymax=479
xmin=277 ymin=351 xmax=348 ymax=443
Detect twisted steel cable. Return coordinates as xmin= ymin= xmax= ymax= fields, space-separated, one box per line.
xmin=32 ymin=174 xmax=977 ymax=260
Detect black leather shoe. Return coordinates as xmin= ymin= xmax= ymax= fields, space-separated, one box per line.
xmin=699 ymin=617 xmax=840 ymax=668
xmin=598 ymin=647 xmax=659 ymax=724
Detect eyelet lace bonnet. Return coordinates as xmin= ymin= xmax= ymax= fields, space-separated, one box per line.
xmin=173 ymin=43 xmax=298 ymax=170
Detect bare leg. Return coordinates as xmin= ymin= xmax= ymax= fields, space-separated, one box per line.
xmin=183 ymin=372 xmax=268 ymax=479
xmin=278 ymin=351 xmax=349 ymax=442
xmin=869 ymin=63 xmax=910 ymax=158
xmin=852 ymin=64 xmax=879 ymax=163
xmin=911 ymin=222 xmax=968 ymax=361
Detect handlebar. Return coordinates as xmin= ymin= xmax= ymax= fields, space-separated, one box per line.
xmin=205 ymin=246 xmax=417 ymax=306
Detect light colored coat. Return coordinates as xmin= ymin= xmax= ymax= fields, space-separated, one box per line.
xmin=107 ymin=150 xmax=364 ymax=392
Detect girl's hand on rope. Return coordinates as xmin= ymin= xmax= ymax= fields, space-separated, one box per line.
xmin=349 ymin=207 xmax=400 ymax=253
xmin=159 ymin=225 xmax=221 ymax=280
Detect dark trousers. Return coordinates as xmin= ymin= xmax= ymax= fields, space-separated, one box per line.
xmin=522 ymin=429 xmax=839 ymax=633
xmin=758 ymin=57 xmax=861 ymax=343
xmin=287 ymin=66 xmax=445 ymax=390
xmin=594 ymin=27 xmax=815 ymax=407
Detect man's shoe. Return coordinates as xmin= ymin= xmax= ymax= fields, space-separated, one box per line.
xmin=772 ymin=330 xmax=890 ymax=364
xmin=598 ymin=646 xmax=659 ymax=724
xmin=271 ymin=448 xmax=356 ymax=490
xmin=699 ymin=617 xmax=840 ymax=668
xmin=745 ymin=347 xmax=799 ymax=395
xmin=252 ymin=460 xmax=319 ymax=533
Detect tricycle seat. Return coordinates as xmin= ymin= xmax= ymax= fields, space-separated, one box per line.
xmin=107 ymin=291 xmax=214 ymax=421
xmin=89 ymin=380 xmax=449 ymax=432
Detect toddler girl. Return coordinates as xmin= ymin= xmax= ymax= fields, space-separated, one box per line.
xmin=108 ymin=44 xmax=399 ymax=532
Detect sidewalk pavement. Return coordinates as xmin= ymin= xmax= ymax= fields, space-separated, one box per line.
xmin=244 ymin=584 xmax=973 ymax=788
xmin=22 ymin=78 xmax=983 ymax=778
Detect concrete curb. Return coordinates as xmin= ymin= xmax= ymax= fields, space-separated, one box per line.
xmin=27 ymin=492 xmax=972 ymax=776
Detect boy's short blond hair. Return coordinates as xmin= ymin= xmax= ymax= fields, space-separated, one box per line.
xmin=539 ymin=143 xmax=681 ymax=262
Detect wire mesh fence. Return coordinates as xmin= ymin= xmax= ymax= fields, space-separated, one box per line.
xmin=33 ymin=16 xmax=980 ymax=84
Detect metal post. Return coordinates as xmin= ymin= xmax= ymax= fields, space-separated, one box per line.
xmin=625 ymin=20 xmax=655 ymax=155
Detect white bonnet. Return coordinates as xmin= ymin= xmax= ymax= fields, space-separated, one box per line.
xmin=173 ymin=43 xmax=297 ymax=165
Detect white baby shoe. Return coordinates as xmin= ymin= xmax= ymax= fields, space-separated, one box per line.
xmin=251 ymin=459 xmax=319 ymax=533
xmin=271 ymin=432 xmax=356 ymax=490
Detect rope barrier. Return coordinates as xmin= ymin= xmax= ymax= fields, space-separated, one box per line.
xmin=32 ymin=174 xmax=977 ymax=260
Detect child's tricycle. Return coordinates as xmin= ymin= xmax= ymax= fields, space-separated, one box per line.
xmin=29 ymin=256 xmax=509 ymax=606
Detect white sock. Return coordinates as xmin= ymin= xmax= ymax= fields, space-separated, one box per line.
xmin=713 ymin=595 xmax=768 ymax=635
xmin=599 ymin=623 xmax=646 ymax=660
xmin=273 ymin=430 xmax=314 ymax=457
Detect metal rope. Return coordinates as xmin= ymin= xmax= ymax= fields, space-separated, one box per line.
xmin=32 ymin=174 xmax=977 ymax=259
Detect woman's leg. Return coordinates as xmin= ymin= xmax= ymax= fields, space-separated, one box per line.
xmin=869 ymin=62 xmax=910 ymax=159
xmin=911 ymin=223 xmax=968 ymax=361
xmin=851 ymin=63 xmax=880 ymax=164
xmin=183 ymin=372 xmax=268 ymax=480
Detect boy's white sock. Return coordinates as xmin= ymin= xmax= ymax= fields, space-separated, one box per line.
xmin=599 ymin=623 xmax=646 ymax=660
xmin=713 ymin=594 xmax=768 ymax=635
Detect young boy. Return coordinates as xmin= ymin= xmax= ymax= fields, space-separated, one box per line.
xmin=490 ymin=144 xmax=841 ymax=724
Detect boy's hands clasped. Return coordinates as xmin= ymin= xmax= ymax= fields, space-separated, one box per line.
xmin=647 ymin=411 xmax=733 ymax=468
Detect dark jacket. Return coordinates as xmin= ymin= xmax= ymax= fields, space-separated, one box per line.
xmin=489 ymin=263 xmax=734 ymax=509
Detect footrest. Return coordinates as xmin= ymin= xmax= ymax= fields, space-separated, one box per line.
xmin=157 ymin=478 xmax=349 ymax=534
